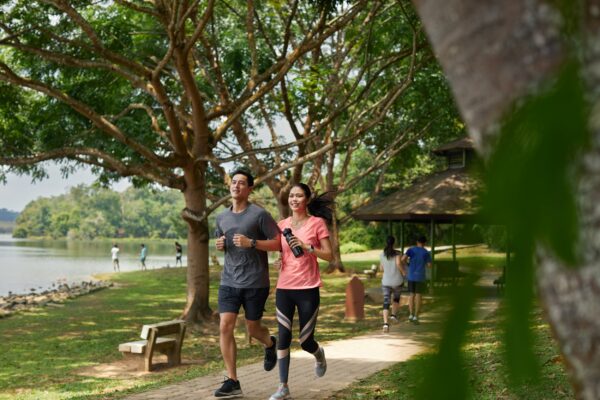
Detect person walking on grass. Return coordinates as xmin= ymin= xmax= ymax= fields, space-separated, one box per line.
xmin=175 ymin=241 xmax=183 ymax=267
xmin=269 ymin=183 xmax=333 ymax=400
xmin=401 ymin=236 xmax=431 ymax=325
xmin=111 ymin=244 xmax=120 ymax=272
xmin=213 ymin=169 xmax=281 ymax=398
xmin=139 ymin=244 xmax=147 ymax=270
xmin=380 ymin=236 xmax=406 ymax=333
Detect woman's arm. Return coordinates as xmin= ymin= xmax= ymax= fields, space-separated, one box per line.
xmin=312 ymin=237 xmax=333 ymax=262
xmin=399 ymin=254 xmax=408 ymax=276
xmin=288 ymin=235 xmax=333 ymax=262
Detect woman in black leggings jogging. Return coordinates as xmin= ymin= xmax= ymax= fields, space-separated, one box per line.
xmin=269 ymin=183 xmax=334 ymax=400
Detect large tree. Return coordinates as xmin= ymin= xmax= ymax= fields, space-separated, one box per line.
xmin=412 ymin=1 xmax=600 ymax=398
xmin=0 ymin=0 xmax=371 ymax=322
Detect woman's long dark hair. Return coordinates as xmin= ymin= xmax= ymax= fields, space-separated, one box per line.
xmin=384 ymin=235 xmax=397 ymax=259
xmin=293 ymin=183 xmax=334 ymax=224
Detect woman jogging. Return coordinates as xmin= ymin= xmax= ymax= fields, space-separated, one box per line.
xmin=269 ymin=183 xmax=334 ymax=400
xmin=380 ymin=236 xmax=405 ymax=333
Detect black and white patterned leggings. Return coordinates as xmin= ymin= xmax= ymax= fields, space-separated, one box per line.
xmin=275 ymin=287 xmax=320 ymax=383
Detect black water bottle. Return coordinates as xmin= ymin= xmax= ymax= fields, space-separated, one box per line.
xmin=282 ymin=228 xmax=304 ymax=257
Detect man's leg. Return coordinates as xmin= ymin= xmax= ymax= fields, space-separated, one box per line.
xmin=219 ymin=312 xmax=238 ymax=380
xmin=415 ymin=293 xmax=422 ymax=318
xmin=244 ymin=288 xmax=274 ymax=347
xmin=246 ymin=319 xmax=273 ymax=346
xmin=243 ymin=287 xmax=277 ymax=372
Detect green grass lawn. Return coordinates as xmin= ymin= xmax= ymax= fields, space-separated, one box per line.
xmin=0 ymin=247 xmax=573 ymax=400
xmin=327 ymin=306 xmax=574 ymax=400
xmin=0 ymin=262 xmax=383 ymax=400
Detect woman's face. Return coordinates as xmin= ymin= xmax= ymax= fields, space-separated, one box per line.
xmin=288 ymin=186 xmax=308 ymax=213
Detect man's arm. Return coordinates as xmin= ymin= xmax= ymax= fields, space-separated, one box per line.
xmin=257 ymin=237 xmax=281 ymax=251
xmin=232 ymin=234 xmax=281 ymax=251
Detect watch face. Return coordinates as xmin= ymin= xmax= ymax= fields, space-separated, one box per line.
xmin=251 ymin=239 xmax=257 ymax=248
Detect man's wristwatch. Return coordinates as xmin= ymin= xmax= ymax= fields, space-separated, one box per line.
xmin=250 ymin=239 xmax=257 ymax=248
xmin=308 ymin=244 xmax=315 ymax=253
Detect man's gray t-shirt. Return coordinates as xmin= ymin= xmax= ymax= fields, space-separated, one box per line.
xmin=215 ymin=204 xmax=280 ymax=288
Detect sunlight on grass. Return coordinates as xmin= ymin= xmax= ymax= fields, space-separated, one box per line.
xmin=0 ymin=250 xmax=570 ymax=400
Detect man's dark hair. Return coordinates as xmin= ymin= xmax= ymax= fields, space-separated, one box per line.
xmin=230 ymin=168 xmax=254 ymax=187
xmin=417 ymin=235 xmax=427 ymax=244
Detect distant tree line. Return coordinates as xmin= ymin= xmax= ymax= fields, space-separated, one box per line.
xmin=0 ymin=208 xmax=18 ymax=221
xmin=13 ymin=185 xmax=188 ymax=239
xmin=0 ymin=207 xmax=18 ymax=233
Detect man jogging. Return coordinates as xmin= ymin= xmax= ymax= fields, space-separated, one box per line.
xmin=213 ymin=169 xmax=281 ymax=398
xmin=401 ymin=236 xmax=431 ymax=325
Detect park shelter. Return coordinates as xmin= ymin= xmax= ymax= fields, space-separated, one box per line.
xmin=352 ymin=136 xmax=497 ymax=282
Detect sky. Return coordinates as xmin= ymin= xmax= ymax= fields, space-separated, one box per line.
xmin=0 ymin=163 xmax=130 ymax=212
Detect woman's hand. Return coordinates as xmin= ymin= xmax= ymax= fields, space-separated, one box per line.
xmin=273 ymin=256 xmax=282 ymax=271
xmin=288 ymin=235 xmax=307 ymax=251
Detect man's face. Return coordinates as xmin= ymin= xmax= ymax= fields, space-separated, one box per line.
xmin=230 ymin=173 xmax=252 ymax=200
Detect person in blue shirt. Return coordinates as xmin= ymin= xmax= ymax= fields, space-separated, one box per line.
xmin=401 ymin=236 xmax=431 ymax=324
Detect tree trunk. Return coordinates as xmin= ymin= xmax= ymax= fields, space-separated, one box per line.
xmin=411 ymin=1 xmax=600 ymax=398
xmin=180 ymin=167 xmax=213 ymax=323
xmin=326 ymin=206 xmax=345 ymax=273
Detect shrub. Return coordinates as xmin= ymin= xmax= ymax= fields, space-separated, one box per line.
xmin=340 ymin=241 xmax=368 ymax=254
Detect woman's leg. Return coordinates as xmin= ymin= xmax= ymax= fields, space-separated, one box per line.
xmin=275 ymin=289 xmax=295 ymax=384
xmin=295 ymin=287 xmax=326 ymax=376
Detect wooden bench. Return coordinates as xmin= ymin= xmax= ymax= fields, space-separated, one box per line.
xmin=494 ymin=272 xmax=505 ymax=293
xmin=118 ymin=319 xmax=186 ymax=372
xmin=363 ymin=264 xmax=378 ymax=279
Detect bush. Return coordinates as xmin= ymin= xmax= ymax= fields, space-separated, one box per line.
xmin=340 ymin=241 xmax=368 ymax=254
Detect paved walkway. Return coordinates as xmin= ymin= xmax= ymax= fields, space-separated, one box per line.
xmin=125 ymin=278 xmax=500 ymax=400
xmin=125 ymin=321 xmax=426 ymax=400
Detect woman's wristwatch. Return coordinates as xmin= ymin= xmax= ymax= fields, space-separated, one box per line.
xmin=308 ymin=244 xmax=315 ymax=253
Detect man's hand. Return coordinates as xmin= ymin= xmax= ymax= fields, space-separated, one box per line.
xmin=233 ymin=233 xmax=251 ymax=248
xmin=216 ymin=235 xmax=226 ymax=251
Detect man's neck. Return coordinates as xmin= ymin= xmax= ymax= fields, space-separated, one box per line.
xmin=231 ymin=199 xmax=250 ymax=213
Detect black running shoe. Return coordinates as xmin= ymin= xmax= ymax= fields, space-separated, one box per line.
xmin=214 ymin=377 xmax=242 ymax=398
xmin=264 ymin=335 xmax=277 ymax=371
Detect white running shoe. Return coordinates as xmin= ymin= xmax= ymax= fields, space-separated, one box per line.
xmin=269 ymin=384 xmax=291 ymax=400
xmin=315 ymin=347 xmax=327 ymax=377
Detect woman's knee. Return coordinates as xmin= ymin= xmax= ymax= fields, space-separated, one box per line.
xmin=300 ymin=339 xmax=318 ymax=353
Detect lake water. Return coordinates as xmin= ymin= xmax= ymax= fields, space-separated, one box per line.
xmin=0 ymin=234 xmax=189 ymax=296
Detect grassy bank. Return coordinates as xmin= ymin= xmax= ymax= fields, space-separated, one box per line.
xmin=2 ymin=246 xmax=569 ymax=400
xmin=0 ymin=262 xmax=383 ymax=400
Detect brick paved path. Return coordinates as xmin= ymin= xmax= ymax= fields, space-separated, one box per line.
xmin=124 ymin=323 xmax=423 ymax=400
xmin=125 ymin=289 xmax=499 ymax=400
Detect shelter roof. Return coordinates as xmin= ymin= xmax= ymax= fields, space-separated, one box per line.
xmin=352 ymin=168 xmax=481 ymax=223
xmin=432 ymin=136 xmax=475 ymax=155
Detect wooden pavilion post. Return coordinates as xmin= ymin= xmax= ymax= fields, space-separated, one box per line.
xmin=400 ymin=220 xmax=405 ymax=253
xmin=505 ymin=225 xmax=511 ymax=281
xmin=452 ymin=220 xmax=457 ymax=262
xmin=430 ymin=218 xmax=436 ymax=285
